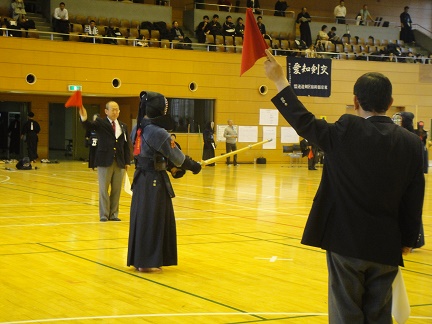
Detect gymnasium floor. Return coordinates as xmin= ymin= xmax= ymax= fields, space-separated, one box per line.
xmin=0 ymin=161 xmax=430 ymax=323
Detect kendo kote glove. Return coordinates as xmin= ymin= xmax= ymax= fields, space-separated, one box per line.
xmin=181 ymin=155 xmax=202 ymax=174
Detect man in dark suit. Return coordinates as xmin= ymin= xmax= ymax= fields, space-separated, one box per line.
xmin=80 ymin=101 xmax=131 ymax=222
xmin=263 ymin=49 xmax=424 ymax=323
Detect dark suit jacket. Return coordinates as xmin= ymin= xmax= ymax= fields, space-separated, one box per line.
xmin=82 ymin=117 xmax=131 ymax=168
xmin=272 ymin=86 xmax=424 ymax=267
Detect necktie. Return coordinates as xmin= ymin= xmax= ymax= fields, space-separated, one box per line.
xmin=112 ymin=121 xmax=116 ymax=135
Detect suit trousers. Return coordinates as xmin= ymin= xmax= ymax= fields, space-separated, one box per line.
xmin=225 ymin=142 xmax=237 ymax=165
xmin=326 ymin=251 xmax=398 ymax=324
xmin=97 ymin=161 xmax=125 ymax=220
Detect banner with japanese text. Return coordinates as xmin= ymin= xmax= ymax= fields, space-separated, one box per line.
xmin=286 ymin=57 xmax=332 ymax=97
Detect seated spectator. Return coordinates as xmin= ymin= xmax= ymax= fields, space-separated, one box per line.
xmin=84 ymin=20 xmax=99 ymax=42
xmin=274 ymin=0 xmax=288 ymax=17
xmin=316 ymin=25 xmax=330 ymax=47
xmin=235 ymin=17 xmax=244 ymax=37
xmin=17 ymin=14 xmax=35 ymax=30
xmin=405 ymin=52 xmax=416 ymax=63
xmin=327 ymin=26 xmax=342 ymax=44
xmin=170 ymin=20 xmax=192 ymax=48
xmin=427 ymin=54 xmax=432 ymax=64
xmin=208 ymin=14 xmax=222 ymax=37
xmin=305 ymin=44 xmax=317 ymax=58
xmin=217 ymin=0 xmax=232 ymax=12
xmin=11 ymin=0 xmax=26 ymax=22
xmin=170 ymin=21 xmax=185 ymax=41
xmin=195 ymin=15 xmax=210 ymax=43
xmin=223 ymin=15 xmax=235 ymax=36
xmin=53 ymin=2 xmax=69 ymax=38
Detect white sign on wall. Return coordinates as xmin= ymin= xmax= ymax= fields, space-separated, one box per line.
xmin=262 ymin=126 xmax=276 ymax=149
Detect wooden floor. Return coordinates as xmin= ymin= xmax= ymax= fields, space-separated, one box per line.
xmin=0 ymin=160 xmax=430 ymax=323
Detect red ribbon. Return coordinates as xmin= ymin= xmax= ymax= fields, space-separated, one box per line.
xmin=133 ymin=128 xmax=142 ymax=155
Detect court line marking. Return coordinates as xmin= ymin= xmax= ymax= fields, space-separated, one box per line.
xmin=1 ymin=312 xmax=431 ymax=323
xmin=0 ymin=175 xmax=11 ymax=183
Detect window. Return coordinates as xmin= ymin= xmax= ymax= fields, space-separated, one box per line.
xmin=168 ymin=98 xmax=215 ymax=133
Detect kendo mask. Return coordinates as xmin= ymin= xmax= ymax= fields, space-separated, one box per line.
xmin=139 ymin=91 xmax=173 ymax=130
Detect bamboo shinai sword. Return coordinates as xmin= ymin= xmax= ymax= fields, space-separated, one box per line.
xmin=200 ymin=139 xmax=272 ymax=166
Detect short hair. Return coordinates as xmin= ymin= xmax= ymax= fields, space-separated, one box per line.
xmin=354 ymin=72 xmax=392 ymax=113
xmin=213 ymin=14 xmax=219 ymax=19
xmin=226 ymin=15 xmax=232 ymax=19
xmin=28 ymin=112 xmax=34 ymax=117
xmin=236 ymin=17 xmax=243 ymax=23
xmin=321 ymin=25 xmax=327 ymax=31
xmin=203 ymin=15 xmax=209 ymax=20
xmin=172 ymin=20 xmax=178 ymax=25
xmin=90 ymin=20 xmax=95 ymax=24
xmin=171 ymin=133 xmax=177 ymax=138
xmin=59 ymin=2 xmax=65 ymax=5
xmin=404 ymin=6 xmax=409 ymax=10
xmin=331 ymin=26 xmax=337 ymax=31
xmin=257 ymin=16 xmax=262 ymax=20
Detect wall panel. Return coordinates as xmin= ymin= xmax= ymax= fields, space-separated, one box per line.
xmin=0 ymin=37 xmax=431 ymax=162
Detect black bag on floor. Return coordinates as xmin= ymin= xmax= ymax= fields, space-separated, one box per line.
xmin=16 ymin=157 xmax=32 ymax=170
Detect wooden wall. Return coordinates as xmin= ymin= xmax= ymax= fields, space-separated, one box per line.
xmin=0 ymin=36 xmax=431 ymax=163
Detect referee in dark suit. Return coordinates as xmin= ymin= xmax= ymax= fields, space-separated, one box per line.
xmin=80 ymin=102 xmax=131 ymax=222
xmin=264 ymin=49 xmax=424 ymax=323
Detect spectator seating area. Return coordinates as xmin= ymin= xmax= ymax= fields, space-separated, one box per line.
xmin=66 ymin=15 xmax=174 ymax=47
xmin=1 ymin=6 xmax=430 ymax=62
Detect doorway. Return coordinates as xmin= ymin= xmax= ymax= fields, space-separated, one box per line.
xmin=0 ymin=101 xmax=28 ymax=160
xmin=48 ymin=103 xmax=99 ymax=160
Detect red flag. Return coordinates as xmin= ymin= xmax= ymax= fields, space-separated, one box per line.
xmin=240 ymin=8 xmax=269 ymax=76
xmin=65 ymin=90 xmax=82 ymax=108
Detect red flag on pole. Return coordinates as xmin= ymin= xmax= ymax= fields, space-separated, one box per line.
xmin=240 ymin=8 xmax=269 ymax=76
xmin=65 ymin=90 xmax=82 ymax=108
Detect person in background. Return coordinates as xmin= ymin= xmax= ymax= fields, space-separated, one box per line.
xmin=53 ymin=2 xmax=69 ymax=40
xmin=85 ymin=113 xmax=100 ymax=170
xmin=84 ymin=19 xmax=99 ymax=43
xmin=300 ymin=138 xmax=318 ymax=170
xmin=247 ymin=0 xmax=261 ymax=14
xmin=415 ymin=121 xmax=428 ymax=174
xmin=400 ymin=6 xmax=415 ymax=44
xmin=217 ymin=0 xmax=232 ymax=12
xmin=171 ymin=133 xmax=181 ymax=150
xmin=296 ymin=7 xmax=312 ymax=47
xmin=202 ymin=121 xmax=216 ymax=166
xmin=274 ymin=0 xmax=288 ymax=17
xmin=195 ymin=15 xmax=210 ymax=43
xmin=223 ymin=15 xmax=235 ymax=37
xmin=359 ymin=4 xmax=374 ymax=26
xmin=264 ymin=49 xmax=424 ymax=323
xmin=21 ymin=112 xmax=40 ymax=162
xmin=8 ymin=114 xmax=20 ymax=158
xmin=334 ymin=0 xmax=346 ymax=24
xmin=224 ymin=119 xmax=238 ymax=166
xmin=235 ymin=17 xmax=244 ymax=37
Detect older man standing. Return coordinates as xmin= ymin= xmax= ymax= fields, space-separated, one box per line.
xmin=224 ymin=119 xmax=238 ymax=166
xmin=80 ymin=102 xmax=131 ymax=222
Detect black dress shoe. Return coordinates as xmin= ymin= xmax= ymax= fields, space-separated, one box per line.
xmin=308 ymin=168 xmax=318 ymax=170
xmin=110 ymin=217 xmax=121 ymax=221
